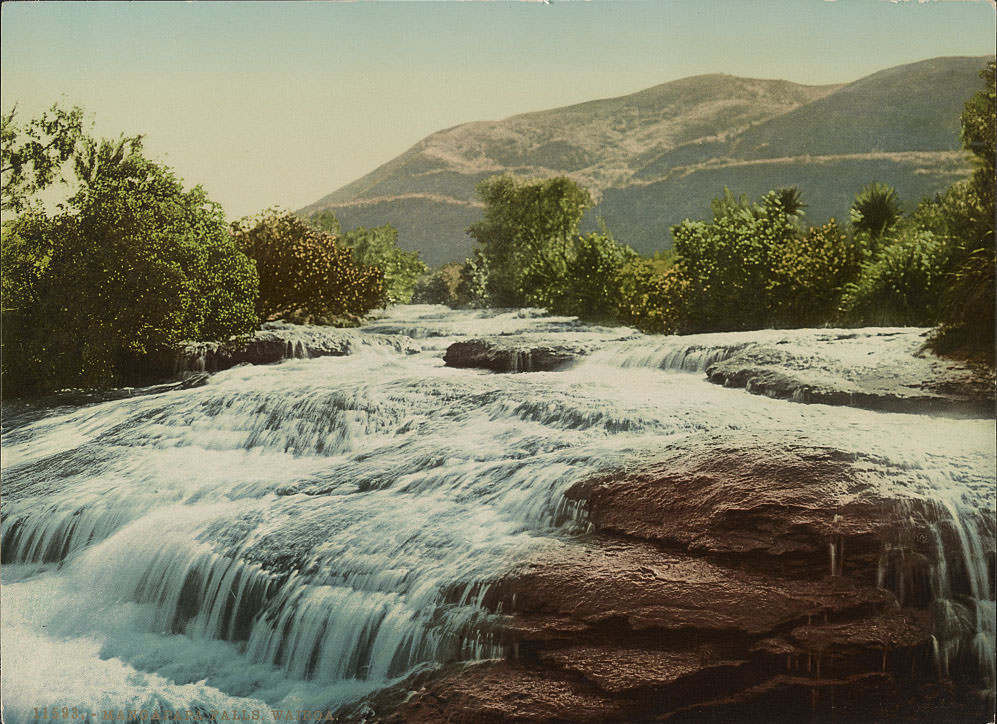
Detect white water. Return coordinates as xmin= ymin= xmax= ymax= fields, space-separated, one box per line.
xmin=2 ymin=306 xmax=994 ymax=720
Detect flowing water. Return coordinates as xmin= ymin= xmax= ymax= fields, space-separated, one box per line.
xmin=1 ymin=306 xmax=994 ymax=720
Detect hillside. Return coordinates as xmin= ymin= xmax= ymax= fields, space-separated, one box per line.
xmin=300 ymin=56 xmax=990 ymax=267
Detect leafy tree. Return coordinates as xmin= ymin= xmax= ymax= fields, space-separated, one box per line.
xmin=232 ymin=209 xmax=384 ymax=324
xmin=412 ymin=262 xmax=464 ymax=306
xmin=467 ymin=175 xmax=592 ymax=306
xmin=670 ymin=189 xmax=799 ymax=331
xmin=929 ymin=60 xmax=995 ymax=357
xmin=308 ymin=211 xmax=428 ymax=305
xmin=849 ymin=182 xmax=902 ymax=243
xmin=542 ymin=233 xmax=637 ymax=320
xmin=768 ymin=220 xmax=860 ymax=327
xmin=341 ymin=225 xmax=427 ymax=305
xmin=1 ymin=103 xmax=85 ymax=212
xmin=2 ymin=135 xmax=259 ymax=394
xmin=617 ymin=260 xmax=692 ymax=334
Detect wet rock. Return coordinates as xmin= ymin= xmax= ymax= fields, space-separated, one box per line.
xmin=391 ymin=662 xmax=624 ymax=724
xmin=443 ymin=338 xmax=590 ymax=372
xmin=385 ymin=433 xmax=991 ymax=724
xmin=704 ymin=333 xmax=995 ymax=418
xmin=178 ymin=321 xmax=419 ymax=374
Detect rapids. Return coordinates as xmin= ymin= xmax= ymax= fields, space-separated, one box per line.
xmin=1 ymin=305 xmax=994 ymax=720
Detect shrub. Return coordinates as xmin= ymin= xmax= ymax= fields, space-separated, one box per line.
xmin=839 ymin=226 xmax=948 ymax=327
xmin=768 ymin=220 xmax=860 ymax=327
xmin=617 ymin=259 xmax=691 ymax=334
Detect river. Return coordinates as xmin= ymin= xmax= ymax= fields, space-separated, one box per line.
xmin=1 ymin=305 xmax=993 ymax=720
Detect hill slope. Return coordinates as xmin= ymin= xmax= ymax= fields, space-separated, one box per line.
xmin=300 ymin=56 xmax=990 ymax=266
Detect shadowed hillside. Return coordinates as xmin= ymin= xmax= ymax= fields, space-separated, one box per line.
xmin=301 ymin=56 xmax=990 ymax=266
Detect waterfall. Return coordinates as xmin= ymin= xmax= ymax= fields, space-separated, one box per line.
xmin=2 ymin=307 xmax=993 ymax=719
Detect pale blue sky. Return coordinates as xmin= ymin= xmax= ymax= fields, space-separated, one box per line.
xmin=2 ymin=0 xmax=994 ymax=219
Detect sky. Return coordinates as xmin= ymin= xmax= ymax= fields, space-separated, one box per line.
xmin=2 ymin=0 xmax=995 ymax=220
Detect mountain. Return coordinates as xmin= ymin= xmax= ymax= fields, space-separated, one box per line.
xmin=300 ymin=56 xmax=991 ymax=267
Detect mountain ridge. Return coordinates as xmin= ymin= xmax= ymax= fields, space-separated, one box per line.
xmin=300 ymin=55 xmax=991 ymax=266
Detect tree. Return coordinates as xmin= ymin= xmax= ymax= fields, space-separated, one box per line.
xmin=1 ymin=103 xmax=85 ymax=212
xmin=307 ymin=211 xmax=428 ymax=305
xmin=839 ymin=225 xmax=947 ymax=327
xmin=341 ymin=225 xmax=427 ymax=305
xmin=670 ymin=189 xmax=799 ymax=331
xmin=849 ymin=182 xmax=902 ymax=243
xmin=768 ymin=220 xmax=860 ymax=327
xmin=232 ymin=209 xmax=384 ymax=323
xmin=467 ymin=175 xmax=592 ymax=306
xmin=2 ymin=135 xmax=259 ymax=394
xmin=542 ymin=233 xmax=637 ymax=320
xmin=929 ymin=60 xmax=996 ymax=357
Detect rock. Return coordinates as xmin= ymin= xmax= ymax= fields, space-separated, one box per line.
xmin=390 ymin=662 xmax=624 ymax=724
xmin=443 ymin=338 xmax=589 ymax=372
xmin=179 ymin=372 xmax=210 ymax=389
xmin=178 ymin=322 xmax=419 ymax=374
xmin=703 ymin=332 xmax=995 ymax=418
xmin=381 ymin=432 xmax=992 ymax=724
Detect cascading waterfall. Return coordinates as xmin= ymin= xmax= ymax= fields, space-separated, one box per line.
xmin=2 ymin=305 xmax=993 ymax=720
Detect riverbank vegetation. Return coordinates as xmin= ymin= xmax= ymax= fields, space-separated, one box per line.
xmin=418 ymin=61 xmax=994 ymax=363
xmin=2 ymin=62 xmax=991 ymax=395
xmin=1 ymin=112 xmax=422 ymax=395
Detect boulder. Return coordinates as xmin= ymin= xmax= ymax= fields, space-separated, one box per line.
xmin=443 ymin=339 xmax=589 ymax=372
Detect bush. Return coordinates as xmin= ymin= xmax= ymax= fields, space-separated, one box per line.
xmin=617 ymin=260 xmax=691 ymax=334
xmin=308 ymin=211 xmax=427 ymax=305
xmin=670 ymin=189 xmax=799 ymax=332
xmin=768 ymin=220 xmax=860 ymax=327
xmin=838 ymin=226 xmax=948 ymax=326
xmin=231 ymin=209 xmax=384 ymax=323
xmin=542 ymin=233 xmax=636 ymax=320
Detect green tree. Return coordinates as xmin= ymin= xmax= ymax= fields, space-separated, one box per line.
xmin=232 ymin=209 xmax=384 ymax=324
xmin=670 ymin=189 xmax=799 ymax=331
xmin=541 ymin=233 xmax=636 ymax=320
xmin=849 ymin=182 xmax=902 ymax=243
xmin=2 ymin=135 xmax=259 ymax=394
xmin=1 ymin=103 xmax=85 ymax=213
xmin=341 ymin=225 xmax=427 ymax=305
xmin=768 ymin=220 xmax=860 ymax=327
xmin=616 ymin=260 xmax=692 ymax=334
xmin=467 ymin=175 xmax=592 ymax=306
xmin=839 ymin=225 xmax=947 ymax=327
xmin=308 ymin=211 xmax=428 ymax=305
xmin=929 ymin=60 xmax=995 ymax=357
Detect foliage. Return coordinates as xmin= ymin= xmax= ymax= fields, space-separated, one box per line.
xmin=670 ymin=189 xmax=799 ymax=332
xmin=849 ymin=182 xmax=902 ymax=243
xmin=540 ymin=233 xmax=637 ymax=320
xmin=616 ymin=260 xmax=691 ymax=334
xmin=467 ymin=175 xmax=592 ymax=306
xmin=927 ymin=61 xmax=996 ymax=358
xmin=839 ymin=225 xmax=948 ymax=327
xmin=309 ymin=210 xmax=428 ymax=305
xmin=232 ymin=209 xmax=385 ymax=323
xmin=341 ymin=225 xmax=427 ymax=304
xmin=767 ymin=220 xmax=860 ymax=327
xmin=1 ymin=103 xmax=85 ymax=213
xmin=412 ymin=262 xmax=465 ymax=305
xmin=2 ymin=137 xmax=259 ymax=394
